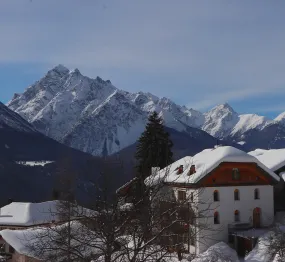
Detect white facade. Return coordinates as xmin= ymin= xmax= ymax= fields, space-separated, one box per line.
xmin=173 ymin=185 xmax=274 ymax=254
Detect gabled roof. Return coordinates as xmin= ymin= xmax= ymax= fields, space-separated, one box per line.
xmin=248 ymin=148 xmax=285 ymax=172
xmin=116 ymin=177 xmax=138 ymax=196
xmin=0 ymin=200 xmax=96 ymax=226
xmin=0 ymin=221 xmax=102 ymax=260
xmin=0 ymin=201 xmax=59 ymax=226
xmin=145 ymin=146 xmax=280 ymax=186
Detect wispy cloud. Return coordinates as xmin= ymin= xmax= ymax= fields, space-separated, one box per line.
xmin=1 ymin=0 xmax=285 ymax=112
xmin=249 ymin=104 xmax=285 ymax=114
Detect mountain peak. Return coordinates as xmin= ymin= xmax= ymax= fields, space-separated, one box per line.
xmin=51 ymin=64 xmax=69 ymax=75
xmin=211 ymin=102 xmax=236 ymax=114
xmin=69 ymin=68 xmax=81 ymax=75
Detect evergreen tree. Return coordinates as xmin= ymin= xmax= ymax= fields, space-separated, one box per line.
xmin=133 ymin=111 xmax=174 ymax=240
xmin=135 ymin=111 xmax=174 ymax=179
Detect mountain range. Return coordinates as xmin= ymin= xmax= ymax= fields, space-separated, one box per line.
xmin=3 ymin=64 xmax=285 ymax=205
xmin=6 ymin=64 xmax=285 ymax=157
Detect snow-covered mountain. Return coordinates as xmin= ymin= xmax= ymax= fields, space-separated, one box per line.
xmin=8 ymin=65 xmax=219 ymax=156
xmin=7 ymin=64 xmax=285 ymax=155
xmin=201 ymin=103 xmax=273 ymax=139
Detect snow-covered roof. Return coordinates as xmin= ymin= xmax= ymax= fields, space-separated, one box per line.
xmin=280 ymin=172 xmax=285 ymax=182
xmin=116 ymin=177 xmax=138 ymax=195
xmin=0 ymin=200 xmax=96 ymax=226
xmin=0 ymin=201 xmax=60 ymax=226
xmin=248 ymin=148 xmax=285 ymax=172
xmin=145 ymin=146 xmax=280 ymax=186
xmin=119 ymin=203 xmax=134 ymax=212
xmin=0 ymin=221 xmax=102 ymax=261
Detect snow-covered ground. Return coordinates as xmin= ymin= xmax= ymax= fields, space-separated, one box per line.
xmin=191 ymin=242 xmax=239 ymax=262
xmin=15 ymin=160 xmax=54 ymax=166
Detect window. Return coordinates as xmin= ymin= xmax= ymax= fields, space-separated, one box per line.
xmin=176 ymin=165 xmax=184 ymax=175
xmin=234 ymin=210 xmax=240 ymax=222
xmin=232 ymin=168 xmax=240 ymax=180
xmin=190 ymin=192 xmax=194 ymax=202
xmin=177 ymin=209 xmax=188 ymax=221
xmin=9 ymin=245 xmax=15 ymax=254
xmin=254 ymin=188 xmax=260 ymax=199
xmin=234 ymin=189 xmax=240 ymax=201
xmin=213 ymin=190 xmax=219 ymax=202
xmin=178 ymin=191 xmax=186 ymax=201
xmin=214 ymin=212 xmax=220 ymax=224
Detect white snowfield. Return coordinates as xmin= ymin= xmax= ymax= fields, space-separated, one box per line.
xmin=15 ymin=160 xmax=54 ymax=166
xmin=248 ymin=148 xmax=285 ymax=172
xmin=145 ymin=146 xmax=280 ymax=186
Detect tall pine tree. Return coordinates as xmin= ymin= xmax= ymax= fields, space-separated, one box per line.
xmin=133 ymin=111 xmax=174 ymax=241
xmin=135 ymin=111 xmax=174 ymax=180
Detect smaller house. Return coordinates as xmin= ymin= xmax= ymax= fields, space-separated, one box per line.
xmin=248 ymin=148 xmax=285 ymax=177
xmin=248 ymin=148 xmax=285 ymax=211
xmin=0 ymin=221 xmax=101 ymax=262
xmin=0 ymin=201 xmax=97 ymax=261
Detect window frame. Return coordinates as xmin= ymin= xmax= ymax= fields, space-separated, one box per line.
xmin=232 ymin=168 xmax=240 ymax=180
xmin=234 ymin=189 xmax=240 ymax=201
xmin=190 ymin=192 xmax=194 ymax=202
xmin=254 ymin=188 xmax=260 ymax=200
xmin=178 ymin=190 xmax=186 ymax=201
xmin=213 ymin=190 xmax=219 ymax=202
xmin=214 ymin=211 xmax=220 ymax=224
xmin=234 ymin=210 xmax=240 ymax=222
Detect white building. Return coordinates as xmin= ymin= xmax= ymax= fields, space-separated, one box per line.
xmin=146 ymin=146 xmax=280 ymax=255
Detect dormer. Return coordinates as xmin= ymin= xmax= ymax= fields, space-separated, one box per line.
xmin=188 ymin=165 xmax=196 ymax=176
xmin=176 ymin=165 xmax=184 ymax=175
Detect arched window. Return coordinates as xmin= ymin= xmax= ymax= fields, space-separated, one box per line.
xmin=214 ymin=212 xmax=220 ymax=224
xmin=232 ymin=168 xmax=240 ymax=180
xmin=234 ymin=189 xmax=240 ymax=201
xmin=213 ymin=190 xmax=219 ymax=202
xmin=234 ymin=210 xmax=240 ymax=222
xmin=254 ymin=188 xmax=260 ymax=199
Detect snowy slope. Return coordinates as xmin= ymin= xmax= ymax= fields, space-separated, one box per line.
xmin=0 ymin=102 xmax=36 ymax=133
xmin=7 ymin=64 xmax=284 ymax=156
xmin=275 ymin=111 xmax=285 ymax=126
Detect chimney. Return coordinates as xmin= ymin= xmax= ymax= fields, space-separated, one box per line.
xmin=176 ymin=165 xmax=183 ymax=175
xmin=188 ymin=165 xmax=196 ymax=175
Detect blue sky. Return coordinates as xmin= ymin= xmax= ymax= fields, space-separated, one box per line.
xmin=1 ymin=1 xmax=285 ymax=118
